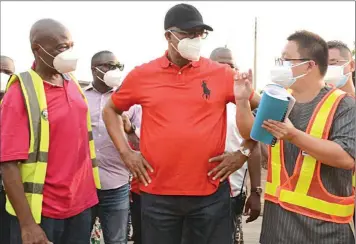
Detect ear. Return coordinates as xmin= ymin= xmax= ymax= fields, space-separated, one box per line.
xmin=164 ymin=31 xmax=171 ymax=41
xmin=31 ymin=43 xmax=40 ymax=55
xmin=350 ymin=59 xmax=355 ymax=73
xmin=309 ymin=60 xmax=316 ymax=71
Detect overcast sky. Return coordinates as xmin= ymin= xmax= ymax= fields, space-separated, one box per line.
xmin=1 ymin=1 xmax=355 ymax=89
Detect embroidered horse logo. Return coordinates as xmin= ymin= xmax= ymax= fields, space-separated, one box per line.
xmin=201 ymin=81 xmax=211 ymax=100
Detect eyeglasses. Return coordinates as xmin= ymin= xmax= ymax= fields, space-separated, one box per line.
xmin=275 ymin=58 xmax=311 ymax=66
xmin=169 ymin=29 xmax=209 ymax=39
xmin=328 ymin=59 xmax=350 ymax=66
xmin=96 ymin=63 xmax=124 ymax=71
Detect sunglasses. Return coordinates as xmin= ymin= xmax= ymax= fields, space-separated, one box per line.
xmin=96 ymin=63 xmax=124 ymax=71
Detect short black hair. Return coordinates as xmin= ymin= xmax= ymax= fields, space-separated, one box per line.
xmin=91 ymin=50 xmax=113 ymax=67
xmin=327 ymin=40 xmax=352 ymax=59
xmin=287 ymin=30 xmax=328 ymax=76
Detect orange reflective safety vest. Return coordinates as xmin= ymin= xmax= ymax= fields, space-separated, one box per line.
xmin=265 ymin=88 xmax=355 ymax=224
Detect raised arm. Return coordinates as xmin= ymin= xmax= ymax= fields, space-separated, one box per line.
xmin=234 ymin=70 xmax=260 ymax=139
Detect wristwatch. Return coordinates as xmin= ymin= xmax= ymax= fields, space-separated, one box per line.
xmin=251 ymin=186 xmax=263 ymax=197
xmin=239 ymin=146 xmax=252 ymax=158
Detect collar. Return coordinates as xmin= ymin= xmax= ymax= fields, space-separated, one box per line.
xmin=159 ymin=51 xmax=201 ymax=69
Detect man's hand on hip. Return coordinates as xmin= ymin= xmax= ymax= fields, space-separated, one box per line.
xmin=208 ymin=151 xmax=247 ymax=182
xmin=121 ymin=150 xmax=153 ymax=186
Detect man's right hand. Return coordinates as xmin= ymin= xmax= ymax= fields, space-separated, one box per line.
xmin=121 ymin=150 xmax=153 ymax=186
xmin=21 ymin=223 xmax=52 ymax=244
xmin=234 ymin=69 xmax=253 ymax=101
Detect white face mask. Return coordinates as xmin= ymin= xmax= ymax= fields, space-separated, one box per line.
xmin=39 ymin=45 xmax=78 ymax=74
xmin=270 ymin=61 xmax=309 ymax=88
xmin=169 ymin=31 xmax=202 ymax=61
xmin=324 ymin=61 xmax=351 ymax=88
xmin=96 ymin=68 xmax=123 ymax=88
xmin=0 ymin=73 xmax=10 ymax=92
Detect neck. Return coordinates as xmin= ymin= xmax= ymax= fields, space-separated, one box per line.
xmin=93 ymin=80 xmax=111 ymax=94
xmin=340 ymin=77 xmax=355 ymax=96
xmin=35 ymin=64 xmax=63 ymax=86
xmin=167 ymin=48 xmax=189 ymax=68
xmin=291 ymin=77 xmax=324 ymax=103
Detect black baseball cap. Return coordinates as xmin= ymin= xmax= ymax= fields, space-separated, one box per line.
xmin=164 ymin=3 xmax=213 ymax=31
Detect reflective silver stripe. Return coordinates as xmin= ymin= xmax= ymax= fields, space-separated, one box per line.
xmin=23 ymin=182 xmax=44 ymax=194
xmin=88 ymin=131 xmax=93 ymax=141
xmin=24 ymin=152 xmax=49 ymax=164
xmin=92 ymin=158 xmax=98 ymax=168
xmin=19 ymin=72 xmax=42 ymax=161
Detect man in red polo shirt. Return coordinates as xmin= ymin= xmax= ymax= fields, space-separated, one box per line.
xmin=0 ymin=19 xmax=98 ymax=244
xmin=103 ymin=4 xmax=260 ymax=244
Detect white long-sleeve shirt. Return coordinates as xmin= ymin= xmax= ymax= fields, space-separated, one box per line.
xmin=226 ymin=103 xmax=248 ymax=197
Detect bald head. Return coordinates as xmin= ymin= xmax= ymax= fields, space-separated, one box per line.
xmin=210 ymin=47 xmax=236 ymax=68
xmin=0 ymin=56 xmax=15 ymax=75
xmin=30 ymin=19 xmax=73 ymax=74
xmin=30 ymin=18 xmax=70 ymax=45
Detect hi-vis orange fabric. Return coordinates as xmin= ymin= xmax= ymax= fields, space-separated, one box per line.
xmin=265 ymin=88 xmax=355 ymax=224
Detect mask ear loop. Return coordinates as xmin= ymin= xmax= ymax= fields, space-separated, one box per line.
xmin=37 ymin=44 xmax=57 ymax=70
xmin=95 ymin=67 xmax=106 ymax=82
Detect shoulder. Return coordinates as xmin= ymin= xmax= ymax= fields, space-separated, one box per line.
xmin=200 ymin=57 xmax=231 ymax=73
xmin=332 ymin=92 xmax=355 ymax=121
xmin=1 ymin=79 xmax=23 ymax=106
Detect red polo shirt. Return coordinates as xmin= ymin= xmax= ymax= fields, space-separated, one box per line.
xmin=0 ymin=69 xmax=98 ymax=219
xmin=111 ymin=53 xmax=237 ymax=196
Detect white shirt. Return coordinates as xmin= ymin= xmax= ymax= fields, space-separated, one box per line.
xmin=226 ymin=103 xmax=248 ymax=197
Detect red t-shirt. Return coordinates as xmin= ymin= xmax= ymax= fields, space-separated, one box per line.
xmin=111 ymin=54 xmax=236 ymax=196
xmin=0 ymin=74 xmax=98 ymax=219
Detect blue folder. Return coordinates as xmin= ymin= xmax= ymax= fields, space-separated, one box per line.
xmin=250 ymin=84 xmax=295 ymax=145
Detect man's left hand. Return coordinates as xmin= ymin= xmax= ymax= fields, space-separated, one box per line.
xmin=262 ymin=118 xmax=298 ymax=141
xmin=208 ymin=152 xmax=247 ymax=182
xmin=243 ymin=193 xmax=261 ymax=223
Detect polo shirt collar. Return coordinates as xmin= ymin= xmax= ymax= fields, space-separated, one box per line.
xmin=159 ymin=51 xmax=201 ymax=69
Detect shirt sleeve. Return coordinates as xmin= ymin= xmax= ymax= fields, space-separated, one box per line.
xmin=111 ymin=69 xmax=141 ymax=112
xmin=328 ymin=95 xmax=356 ymax=159
xmin=0 ymin=81 xmax=30 ymax=163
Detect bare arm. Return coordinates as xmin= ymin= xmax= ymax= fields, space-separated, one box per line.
xmin=235 ymin=99 xmax=255 ymax=139
xmin=102 ymin=99 xmax=132 ymax=156
xmin=1 ymin=162 xmax=36 ymax=227
xmin=290 ymin=130 xmax=354 ymax=170
xmin=247 ymin=143 xmax=262 ymax=190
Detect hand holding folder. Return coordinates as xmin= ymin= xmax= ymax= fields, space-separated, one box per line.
xmin=250 ymin=84 xmax=296 ymax=145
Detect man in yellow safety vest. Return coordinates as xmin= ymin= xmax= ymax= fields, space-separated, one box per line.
xmin=0 ymin=19 xmax=100 ymax=244
xmin=234 ymin=30 xmax=355 ymax=243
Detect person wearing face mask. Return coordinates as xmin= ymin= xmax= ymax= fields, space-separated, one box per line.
xmin=210 ymin=47 xmax=264 ymax=244
xmin=0 ymin=18 xmax=101 ymax=244
xmin=0 ymin=55 xmax=15 ymax=244
xmin=234 ymin=30 xmax=355 ymax=244
xmin=102 ymin=3 xmax=260 ymax=244
xmin=84 ymin=50 xmax=141 ymax=244
xmin=325 ymin=40 xmax=355 ymax=96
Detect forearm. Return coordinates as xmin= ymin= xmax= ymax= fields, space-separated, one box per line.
xmin=0 ymin=162 xmax=36 ymax=227
xmin=247 ymin=144 xmax=262 ymax=189
xmin=127 ymin=133 xmax=140 ymax=151
xmin=235 ymin=99 xmax=255 ymax=139
xmin=290 ymin=129 xmax=355 ymax=169
xmin=102 ymin=102 xmax=132 ymax=155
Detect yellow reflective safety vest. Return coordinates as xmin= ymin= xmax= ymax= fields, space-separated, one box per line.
xmin=4 ymin=70 xmax=101 ymax=224
xmin=265 ymin=88 xmax=354 ymax=224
